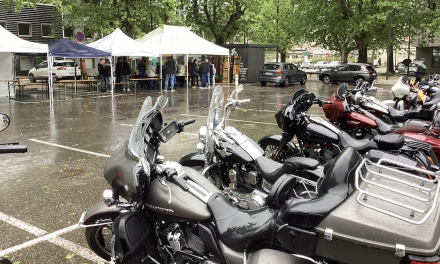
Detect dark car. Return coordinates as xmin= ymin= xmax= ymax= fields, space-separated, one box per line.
xmin=319 ymin=63 xmax=377 ymax=85
xmin=259 ymin=62 xmax=307 ymax=87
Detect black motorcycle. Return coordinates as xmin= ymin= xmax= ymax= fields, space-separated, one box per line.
xmin=180 ymin=85 xmax=323 ymax=210
xmin=258 ymin=89 xmax=439 ymax=171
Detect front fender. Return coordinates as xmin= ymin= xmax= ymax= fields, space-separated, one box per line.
xmin=79 ymin=201 xmax=120 ymax=227
xmin=179 ymin=152 xmax=205 ymax=167
xmin=258 ymin=134 xmax=299 ymax=156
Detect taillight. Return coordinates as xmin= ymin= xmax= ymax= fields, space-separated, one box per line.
xmin=259 ymin=67 xmax=263 ymax=74
xmin=404 ymin=255 xmax=440 ymax=264
xmin=365 ymin=71 xmax=372 ymax=74
xmin=57 ymin=67 xmax=67 ymax=70
xmin=408 ymin=261 xmax=440 ymax=264
xmin=275 ymin=66 xmax=282 ymax=74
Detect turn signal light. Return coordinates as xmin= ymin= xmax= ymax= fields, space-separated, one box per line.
xmin=57 ymin=67 xmax=67 ymax=70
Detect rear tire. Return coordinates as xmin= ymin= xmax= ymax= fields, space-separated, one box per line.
xmin=29 ymin=74 xmax=36 ymax=83
xmin=300 ymin=75 xmax=307 ymax=85
xmin=85 ymin=225 xmax=113 ymax=261
xmin=0 ymin=258 xmax=13 ymax=264
xmin=355 ymin=77 xmax=365 ymax=85
xmin=281 ymin=77 xmax=289 ymax=87
xmin=260 ymin=81 xmax=267 ymax=86
xmin=322 ymin=75 xmax=331 ymax=84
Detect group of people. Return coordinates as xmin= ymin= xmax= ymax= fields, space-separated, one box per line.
xmin=189 ymin=58 xmax=216 ymax=89
xmin=97 ymin=57 xmax=131 ymax=92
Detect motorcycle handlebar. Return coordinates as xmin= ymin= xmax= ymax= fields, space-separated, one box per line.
xmin=171 ymin=175 xmax=189 ymax=192
xmin=0 ymin=145 xmax=27 ymax=154
xmin=235 ymin=99 xmax=250 ymax=104
xmin=183 ymin=119 xmax=195 ymax=126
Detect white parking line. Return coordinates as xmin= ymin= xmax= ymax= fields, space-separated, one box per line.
xmin=28 ymin=139 xmax=111 ymax=158
xmin=181 ymin=114 xmax=278 ymax=126
xmin=0 ymin=212 xmax=105 ymax=262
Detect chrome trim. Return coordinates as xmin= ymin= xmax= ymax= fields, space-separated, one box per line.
xmin=261 ymin=179 xmax=272 ymax=193
xmin=324 ymin=228 xmax=333 ymax=241
xmin=308 ymin=115 xmax=340 ymax=134
xmin=202 ymin=161 xmax=221 ymax=177
xmin=225 ymin=126 xmax=262 ymax=160
xmin=79 ymin=222 xmax=114 ymax=228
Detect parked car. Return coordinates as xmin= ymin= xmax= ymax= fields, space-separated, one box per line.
xmin=28 ymin=60 xmax=81 ymax=82
xmin=319 ymin=63 xmax=377 ymax=85
xmin=301 ymin=61 xmax=314 ymax=69
xmin=397 ymin=62 xmax=425 ymax=76
xmin=312 ymin=61 xmax=328 ymax=69
xmin=259 ymin=62 xmax=307 ymax=87
xmin=326 ymin=61 xmax=341 ymax=69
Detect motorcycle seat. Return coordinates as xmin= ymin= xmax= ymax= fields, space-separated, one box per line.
xmin=392 ymin=119 xmax=431 ymax=134
xmin=388 ymin=106 xmax=406 ymax=123
xmin=255 ymin=156 xmax=319 ymax=184
xmin=338 ymin=131 xmax=377 ymax=153
xmin=282 ymin=147 xmax=361 ymax=229
xmin=375 ymin=116 xmax=401 ymax=134
xmin=339 ymin=131 xmax=404 ymax=153
xmin=422 ymin=98 xmax=440 ymax=110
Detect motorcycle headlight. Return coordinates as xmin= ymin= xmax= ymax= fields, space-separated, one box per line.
xmin=199 ymin=126 xmax=207 ymax=144
xmin=103 ymin=188 xmax=119 ymax=207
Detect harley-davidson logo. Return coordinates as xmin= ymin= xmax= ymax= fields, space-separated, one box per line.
xmin=145 ymin=203 xmax=174 ymax=213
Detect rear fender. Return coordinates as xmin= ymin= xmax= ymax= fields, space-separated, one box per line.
xmin=79 ymin=201 xmax=120 ymax=227
xmin=179 ymin=152 xmax=205 ymax=167
xmin=258 ymin=134 xmax=299 ymax=156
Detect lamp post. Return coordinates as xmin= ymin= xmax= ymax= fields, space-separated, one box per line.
xmin=386 ymin=11 xmax=391 ymax=80
xmin=407 ymin=10 xmax=411 ymax=77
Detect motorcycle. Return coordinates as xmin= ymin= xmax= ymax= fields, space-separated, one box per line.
xmin=79 ymin=94 xmax=440 ymax=264
xmin=347 ymin=81 xmax=437 ymax=124
xmin=418 ymin=74 xmax=440 ymax=96
xmin=180 ymin=85 xmax=323 ymax=210
xmin=258 ymin=89 xmax=438 ymax=170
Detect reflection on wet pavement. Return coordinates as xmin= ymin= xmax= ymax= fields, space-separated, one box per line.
xmin=0 ymin=81 xmax=394 ymax=263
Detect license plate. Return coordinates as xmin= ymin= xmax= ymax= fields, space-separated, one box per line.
xmin=68 ymin=72 xmax=74 ymax=75
xmin=265 ymin=72 xmax=273 ymax=75
xmin=373 ymin=73 xmax=376 ymax=76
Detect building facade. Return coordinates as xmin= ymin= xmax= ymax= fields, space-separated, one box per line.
xmin=414 ymin=37 xmax=440 ymax=74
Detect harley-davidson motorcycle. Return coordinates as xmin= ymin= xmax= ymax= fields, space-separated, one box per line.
xmin=258 ymin=89 xmax=438 ymax=170
xmin=344 ymin=81 xmax=438 ymax=124
xmin=78 ymin=95 xmax=440 ymax=264
xmin=180 ymin=85 xmax=322 ymax=210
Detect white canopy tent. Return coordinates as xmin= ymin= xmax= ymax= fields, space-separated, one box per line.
xmin=136 ymin=25 xmax=230 ymax=92
xmin=0 ymin=25 xmax=48 ymax=97
xmin=87 ymin=28 xmax=159 ymax=57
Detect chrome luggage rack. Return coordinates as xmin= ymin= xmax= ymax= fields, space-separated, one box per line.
xmin=291 ymin=174 xmax=320 ymax=199
xmin=355 ymin=158 xmax=440 ymax=224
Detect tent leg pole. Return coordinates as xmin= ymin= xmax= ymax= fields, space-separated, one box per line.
xmin=186 ymin=54 xmax=188 ymax=92
xmin=160 ymin=55 xmax=162 ymax=94
xmin=228 ymin=55 xmax=230 ymax=84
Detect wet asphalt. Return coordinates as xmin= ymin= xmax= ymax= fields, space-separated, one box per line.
xmin=0 ymin=79 xmax=394 ymax=263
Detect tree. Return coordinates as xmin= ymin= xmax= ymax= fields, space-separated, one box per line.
xmin=181 ymin=0 xmax=259 ymax=44
xmin=250 ymin=0 xmax=296 ymax=62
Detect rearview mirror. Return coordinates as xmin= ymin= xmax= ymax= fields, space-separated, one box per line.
xmin=157 ymin=95 xmax=168 ymax=108
xmin=0 ymin=113 xmax=10 ymax=132
xmin=235 ymin=84 xmax=244 ymax=94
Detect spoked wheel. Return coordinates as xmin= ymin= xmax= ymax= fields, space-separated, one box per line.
xmin=282 ymin=77 xmax=290 ymax=87
xmin=322 ymin=75 xmax=331 ymax=84
xmin=261 ymin=143 xmax=289 ymax=163
xmin=85 ymin=224 xmax=113 ymax=261
xmin=0 ymin=258 xmax=13 ymax=264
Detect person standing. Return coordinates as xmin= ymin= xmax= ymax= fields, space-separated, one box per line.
xmin=103 ymin=59 xmax=112 ymax=92
xmin=199 ymin=60 xmax=208 ymax=88
xmin=121 ymin=57 xmax=131 ymax=92
xmin=164 ymin=57 xmax=177 ymax=92
xmin=137 ymin=59 xmax=146 ymax=89
xmin=414 ymin=63 xmax=423 ymax=86
xmin=192 ymin=59 xmax=198 ymax=88
xmin=378 ymin=58 xmax=382 ymax=67
xmin=115 ymin=57 xmax=122 ymax=90
xmin=188 ymin=59 xmax=193 ymax=88
xmin=178 ymin=61 xmax=186 ymax=87
xmin=98 ymin=59 xmax=106 ymax=92
xmin=147 ymin=61 xmax=156 ymax=89
xmin=205 ymin=59 xmax=211 ymax=88
xmin=211 ymin=62 xmax=216 ymax=87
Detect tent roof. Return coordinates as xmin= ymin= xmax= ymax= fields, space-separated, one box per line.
xmin=87 ymin=28 xmax=159 ymax=57
xmin=0 ymin=25 xmax=47 ymax=53
xmin=136 ymin=25 xmax=229 ymax=56
xmin=49 ymin=38 xmax=111 ymax=58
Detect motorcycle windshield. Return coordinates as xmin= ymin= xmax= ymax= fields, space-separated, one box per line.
xmin=128 ymin=96 xmax=153 ymax=161
xmin=335 ymin=84 xmax=347 ymax=100
xmin=289 ymin=89 xmax=308 ymax=104
xmin=206 ymin=86 xmax=224 ymax=153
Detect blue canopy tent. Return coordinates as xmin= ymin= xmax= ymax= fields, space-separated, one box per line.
xmin=47 ymin=38 xmax=112 ymax=102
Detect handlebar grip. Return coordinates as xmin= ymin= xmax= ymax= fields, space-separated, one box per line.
xmin=183 ymin=119 xmax=195 ymax=126
xmin=171 ymin=175 xmax=189 ymax=192
xmin=324 ymin=101 xmax=333 ymax=104
xmin=237 ymin=99 xmax=250 ymax=104
xmin=0 ymin=145 xmax=27 ymax=154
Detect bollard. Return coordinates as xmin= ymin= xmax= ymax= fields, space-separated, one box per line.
xmin=235 ymin=74 xmax=239 ymax=86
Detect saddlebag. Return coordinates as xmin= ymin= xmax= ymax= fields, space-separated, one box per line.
xmin=113 ymin=212 xmax=157 ymax=264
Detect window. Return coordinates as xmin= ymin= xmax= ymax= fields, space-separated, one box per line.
xmin=85 ymin=58 xmax=95 ymax=69
xmin=41 ymin=24 xmax=53 ymax=37
xmin=37 ymin=62 xmax=48 ymax=69
xmin=336 ymin=66 xmax=347 ymax=71
xmin=18 ymin=23 xmax=31 ymax=36
xmin=0 ymin=21 xmax=5 ymax=29
xmin=433 ymin=48 xmax=440 ymax=68
xmin=64 ymin=27 xmax=74 ymax=38
xmin=262 ymin=64 xmax=279 ymax=70
xmin=20 ymin=57 xmax=33 ymax=71
xmin=56 ymin=62 xmax=74 ymax=67
xmin=348 ymin=65 xmax=360 ymax=71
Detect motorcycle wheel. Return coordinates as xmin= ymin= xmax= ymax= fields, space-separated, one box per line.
xmin=260 ymin=142 xmax=291 ymax=162
xmin=0 ymin=258 xmax=12 ymax=264
xmin=85 ymin=224 xmax=113 ymax=261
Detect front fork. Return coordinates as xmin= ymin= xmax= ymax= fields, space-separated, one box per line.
xmin=274 ymin=132 xmax=294 ymax=161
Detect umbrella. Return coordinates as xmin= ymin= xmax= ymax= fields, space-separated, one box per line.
xmin=417 ymin=62 xmax=427 ymax=69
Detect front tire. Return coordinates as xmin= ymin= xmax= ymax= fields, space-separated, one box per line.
xmin=322 ymin=75 xmax=331 ymax=84
xmin=85 ymin=225 xmax=113 ymax=261
xmin=29 ymin=74 xmax=36 ymax=83
xmin=355 ymin=77 xmax=365 ymax=85
xmin=300 ymin=75 xmax=307 ymax=85
xmin=260 ymin=81 xmax=267 ymax=86
xmin=260 ymin=141 xmax=291 ymax=163
xmin=281 ymin=77 xmax=289 ymax=87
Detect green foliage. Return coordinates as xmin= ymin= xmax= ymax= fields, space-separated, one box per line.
xmin=181 ymin=0 xmax=259 ymax=44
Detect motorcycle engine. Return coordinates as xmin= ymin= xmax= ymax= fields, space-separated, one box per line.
xmin=303 ymin=142 xmax=337 ymax=163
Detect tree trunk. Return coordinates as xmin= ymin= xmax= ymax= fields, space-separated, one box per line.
xmin=80 ymin=58 xmax=87 ymax=80
xmin=280 ymin=53 xmax=286 ymax=62
xmin=357 ymin=44 xmax=368 ymax=63
xmin=388 ymin=48 xmax=394 ymax=74
xmin=340 ymin=47 xmax=349 ymax=64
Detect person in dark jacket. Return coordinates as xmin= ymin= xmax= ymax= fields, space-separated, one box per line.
xmin=163 ymin=57 xmax=177 ymax=92
xmin=414 ymin=64 xmax=423 ymax=86
xmin=192 ymin=59 xmax=198 ymax=88
xmin=121 ymin=57 xmax=131 ymax=92
xmin=205 ymin=59 xmax=211 ymax=88
xmin=138 ymin=59 xmax=146 ymax=89
xmin=103 ymin=59 xmax=112 ymax=92
xmin=199 ymin=60 xmax=208 ymax=88
xmin=98 ymin=59 xmax=106 ymax=92
xmin=115 ymin=57 xmax=122 ymax=89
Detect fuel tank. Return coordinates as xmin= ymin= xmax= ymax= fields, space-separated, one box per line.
xmin=300 ymin=122 xmax=338 ymax=142
xmin=143 ymin=166 xmax=219 ymax=222
xmin=345 ymin=112 xmax=377 ymax=128
xmin=222 ymin=127 xmax=264 ymax=164
xmin=362 ymin=97 xmax=389 ymax=115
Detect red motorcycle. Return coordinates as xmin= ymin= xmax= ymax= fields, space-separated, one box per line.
xmin=323 ymin=83 xmax=431 ymax=139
